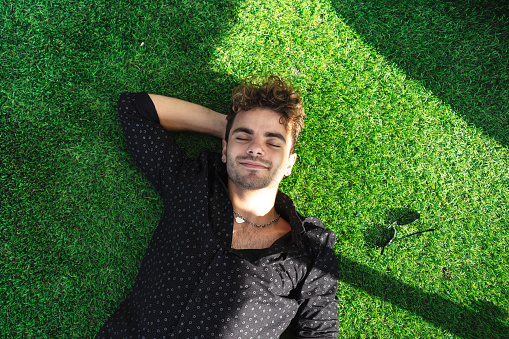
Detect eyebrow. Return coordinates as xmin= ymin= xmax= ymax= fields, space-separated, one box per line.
xmin=232 ymin=127 xmax=287 ymax=143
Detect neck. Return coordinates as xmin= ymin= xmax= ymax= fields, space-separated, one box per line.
xmin=228 ymin=179 xmax=279 ymax=223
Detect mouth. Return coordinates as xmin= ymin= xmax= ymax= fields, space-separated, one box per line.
xmin=238 ymin=160 xmax=270 ymax=169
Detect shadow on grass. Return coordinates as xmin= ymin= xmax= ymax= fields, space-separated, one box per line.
xmin=337 ymin=255 xmax=508 ymax=338
xmin=330 ymin=0 xmax=509 ymax=147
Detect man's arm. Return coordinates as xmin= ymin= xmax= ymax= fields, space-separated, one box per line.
xmin=148 ymin=94 xmax=227 ymax=140
xmin=117 ymin=92 xmax=225 ymax=194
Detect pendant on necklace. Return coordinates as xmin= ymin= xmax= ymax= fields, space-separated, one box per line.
xmin=235 ymin=216 xmax=245 ymax=224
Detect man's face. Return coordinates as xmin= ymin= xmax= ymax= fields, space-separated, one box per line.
xmin=222 ymin=108 xmax=297 ymax=190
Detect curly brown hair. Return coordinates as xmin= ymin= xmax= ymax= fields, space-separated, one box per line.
xmin=225 ymin=75 xmax=305 ymax=153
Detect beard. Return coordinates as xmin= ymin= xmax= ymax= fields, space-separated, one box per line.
xmin=226 ymin=155 xmax=285 ymax=190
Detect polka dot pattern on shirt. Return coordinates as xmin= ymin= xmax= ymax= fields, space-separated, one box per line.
xmin=96 ymin=92 xmax=340 ymax=338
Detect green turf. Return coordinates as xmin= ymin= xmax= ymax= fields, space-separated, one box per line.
xmin=1 ymin=0 xmax=508 ymax=337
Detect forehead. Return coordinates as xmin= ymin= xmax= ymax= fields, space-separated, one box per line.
xmin=231 ymin=108 xmax=289 ymax=135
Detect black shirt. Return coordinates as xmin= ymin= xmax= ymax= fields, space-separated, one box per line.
xmin=96 ymin=92 xmax=339 ymax=338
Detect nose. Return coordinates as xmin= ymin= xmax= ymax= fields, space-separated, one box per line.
xmin=247 ymin=139 xmax=264 ymax=156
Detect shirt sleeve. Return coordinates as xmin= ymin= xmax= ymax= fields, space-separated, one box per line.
xmin=290 ymin=229 xmax=340 ymax=338
xmin=117 ymin=91 xmax=186 ymax=195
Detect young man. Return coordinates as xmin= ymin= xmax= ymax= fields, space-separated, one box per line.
xmin=97 ymin=76 xmax=339 ymax=338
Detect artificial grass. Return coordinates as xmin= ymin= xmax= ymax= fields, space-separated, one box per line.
xmin=1 ymin=0 xmax=508 ymax=338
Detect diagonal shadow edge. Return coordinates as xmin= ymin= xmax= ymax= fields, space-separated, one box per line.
xmin=336 ymin=255 xmax=508 ymax=338
xmin=329 ymin=0 xmax=509 ymax=148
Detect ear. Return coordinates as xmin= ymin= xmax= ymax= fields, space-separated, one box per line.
xmin=221 ymin=139 xmax=227 ymax=163
xmin=285 ymin=153 xmax=297 ymax=176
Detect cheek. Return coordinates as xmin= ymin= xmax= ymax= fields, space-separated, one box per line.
xmin=228 ymin=144 xmax=242 ymax=155
xmin=273 ymin=153 xmax=289 ymax=168
xmin=225 ymin=144 xmax=246 ymax=161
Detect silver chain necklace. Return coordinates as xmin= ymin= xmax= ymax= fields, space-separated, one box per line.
xmin=233 ymin=211 xmax=280 ymax=228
